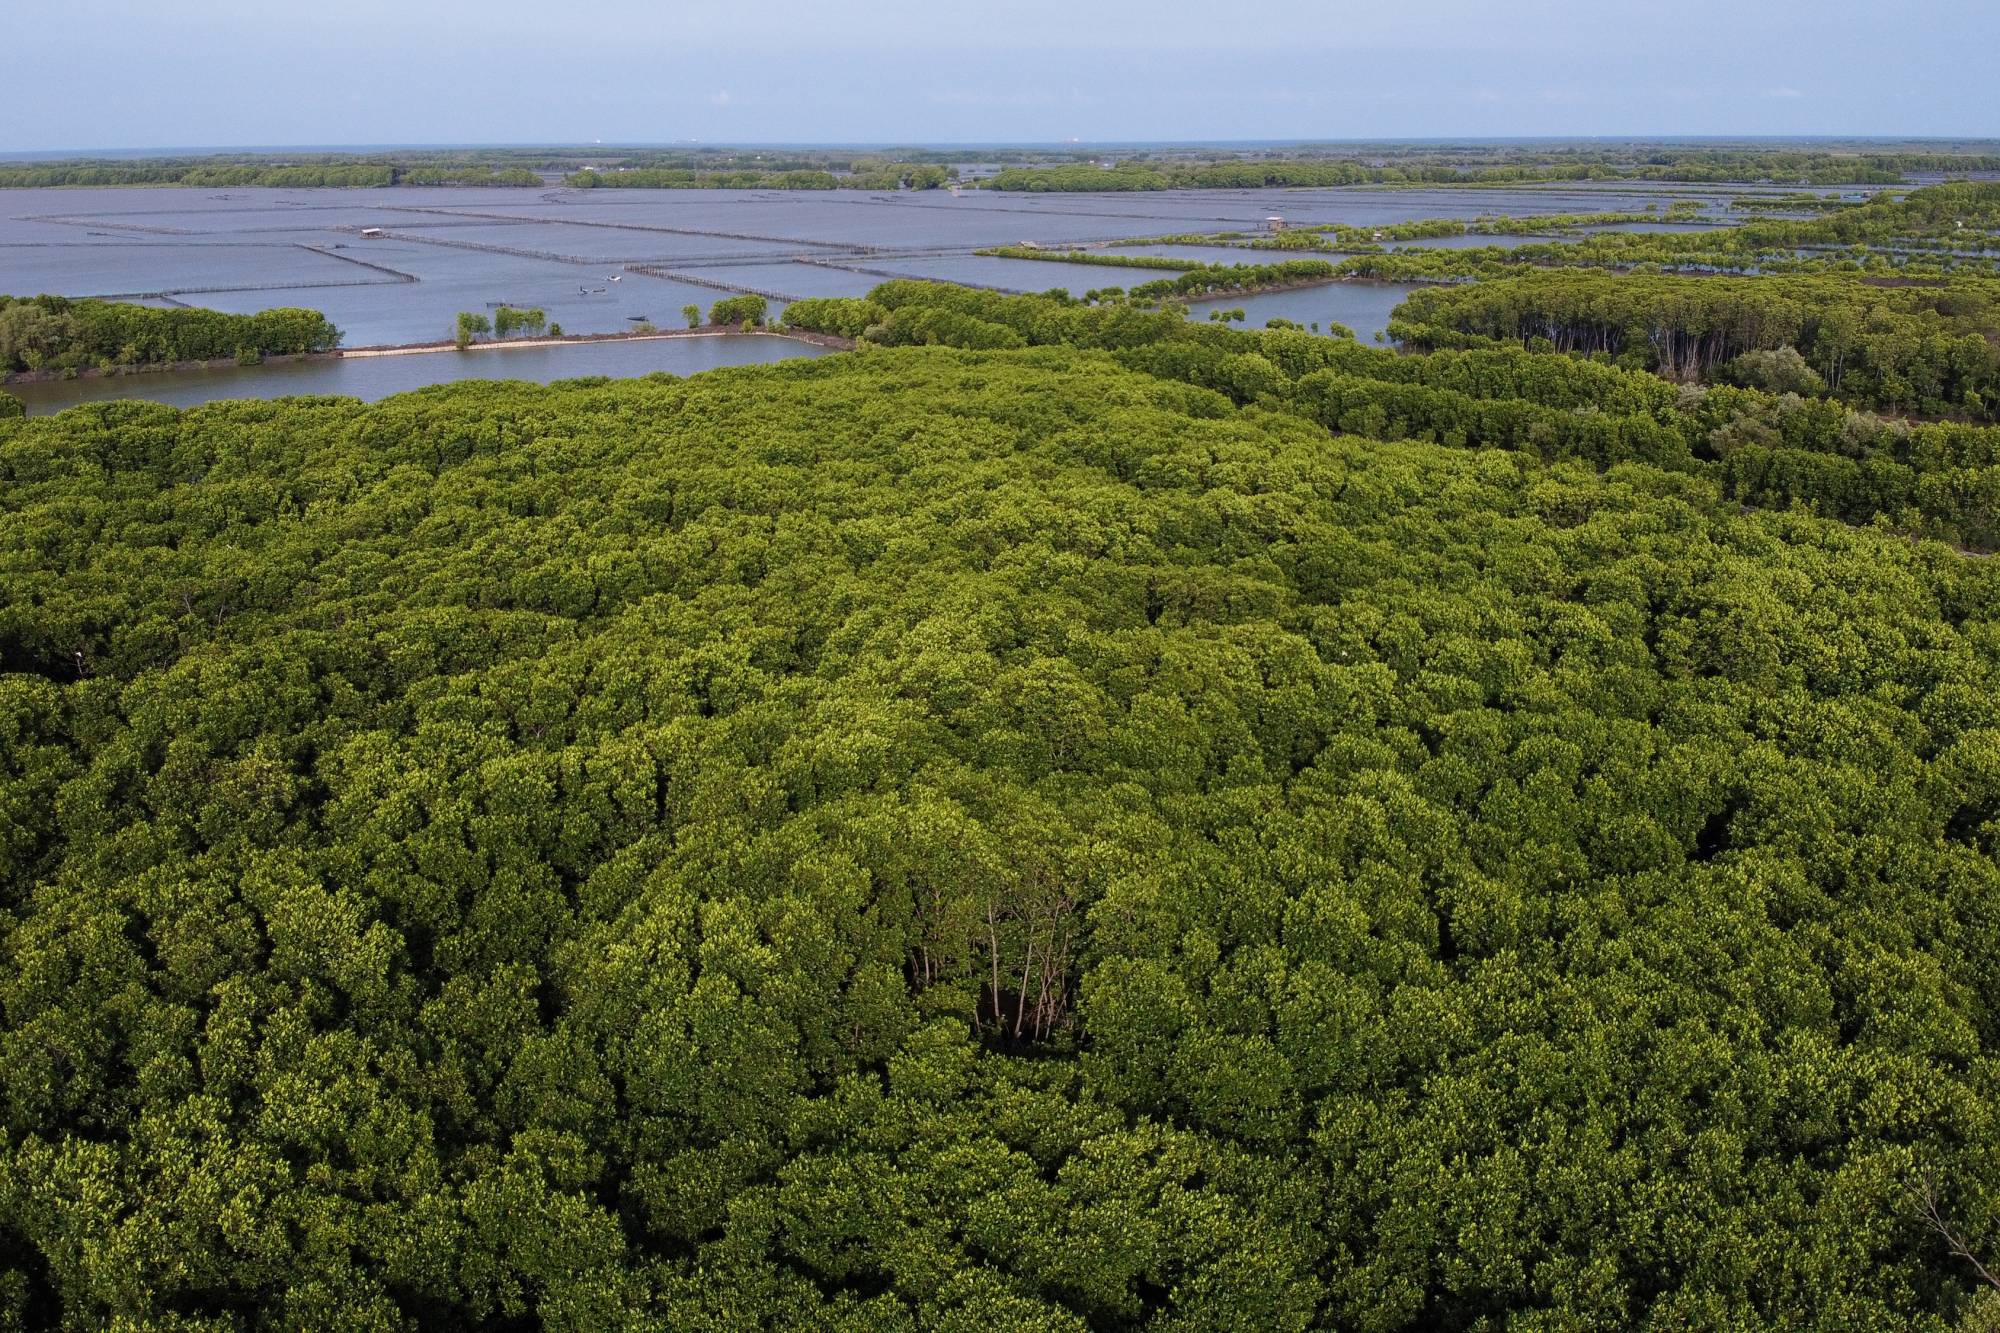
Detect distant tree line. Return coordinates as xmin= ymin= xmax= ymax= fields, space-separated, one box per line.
xmin=998 ymin=192 xmax=2000 ymax=290
xmin=564 ymin=163 xmax=952 ymax=190
xmin=569 ymin=169 xmax=846 ymax=190
xmin=978 ymin=247 xmax=1194 ymax=271
xmin=984 ymin=163 xmax=1178 ymax=191
xmin=8 ymin=143 xmax=1999 ymax=192
xmin=0 ymin=162 xmax=540 ymax=189
xmin=984 ymin=188 xmax=1997 ymax=298
xmin=984 ymin=149 xmax=2000 ymax=192
xmin=1238 ymin=184 xmax=2000 ymax=283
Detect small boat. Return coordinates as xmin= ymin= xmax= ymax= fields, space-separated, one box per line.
xmin=625 ymin=314 xmax=650 ymax=322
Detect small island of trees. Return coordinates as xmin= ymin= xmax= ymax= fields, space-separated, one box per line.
xmin=0 ymin=296 xmax=340 ymax=375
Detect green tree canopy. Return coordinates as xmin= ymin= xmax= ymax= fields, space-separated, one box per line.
xmin=2 ymin=346 xmax=2000 ymax=1326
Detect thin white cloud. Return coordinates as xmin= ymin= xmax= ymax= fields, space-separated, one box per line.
xmin=710 ymin=90 xmax=732 ymax=108
xmin=1765 ymin=86 xmax=1805 ymax=99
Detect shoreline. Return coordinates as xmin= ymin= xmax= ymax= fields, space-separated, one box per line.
xmin=1168 ymin=273 xmax=1450 ymax=306
xmin=344 ymin=326 xmax=854 ymax=358
xmin=2 ymin=326 xmax=853 ymax=385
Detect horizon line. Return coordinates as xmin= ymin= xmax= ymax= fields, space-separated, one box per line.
xmin=6 ymin=133 xmax=2000 ymax=160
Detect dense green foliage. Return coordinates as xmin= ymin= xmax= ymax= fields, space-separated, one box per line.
xmin=780 ymin=297 xmax=887 ymax=340
xmin=1390 ymin=272 xmax=2000 ymax=419
xmin=5 ymin=347 xmax=2000 ymax=1329
xmin=0 ymin=390 xmax=20 ymax=418
xmin=811 ymin=282 xmax=1190 ymax=354
xmin=1734 ymin=182 xmax=2000 ymax=251
xmin=779 ymin=282 xmax=2000 ymax=550
xmin=708 ymin=295 xmax=770 ymax=328
xmin=0 ymin=295 xmax=340 ymax=374
xmin=986 ymin=163 xmax=1175 ymax=191
xmin=14 ymin=149 xmax=2000 ymax=1326
xmin=400 ymin=167 xmax=545 ymax=188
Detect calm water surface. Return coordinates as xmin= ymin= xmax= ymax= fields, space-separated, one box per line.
xmin=1382 ymin=233 xmax=1545 ymax=251
xmin=1185 ymin=281 xmax=1426 ymax=342
xmin=9 ymin=334 xmax=829 ymax=415
xmin=1 ymin=183 xmax=1750 ymax=404
xmin=867 ymin=254 xmax=1184 ymax=293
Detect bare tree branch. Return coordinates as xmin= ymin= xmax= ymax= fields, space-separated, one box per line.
xmin=1911 ymin=1170 xmax=2000 ymax=1293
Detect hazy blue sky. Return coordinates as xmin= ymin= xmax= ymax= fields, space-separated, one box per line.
xmin=11 ymin=0 xmax=1996 ymax=151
